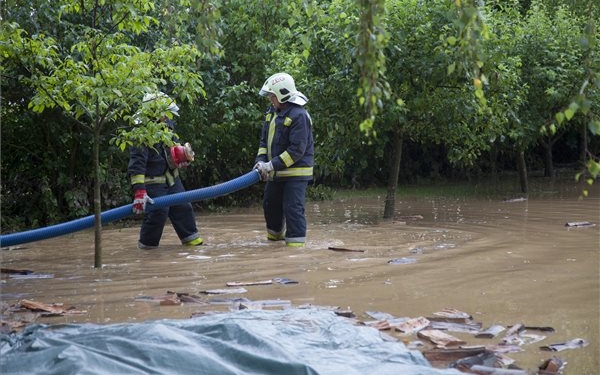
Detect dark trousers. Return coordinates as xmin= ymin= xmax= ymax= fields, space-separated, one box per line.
xmin=140 ymin=178 xmax=198 ymax=246
xmin=263 ymin=180 xmax=308 ymax=242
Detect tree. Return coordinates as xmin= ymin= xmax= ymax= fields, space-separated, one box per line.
xmin=517 ymin=3 xmax=588 ymax=180
xmin=1 ymin=0 xmax=208 ymax=267
xmin=379 ymin=0 xmax=502 ymax=217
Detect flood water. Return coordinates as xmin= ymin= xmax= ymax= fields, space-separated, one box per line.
xmin=2 ymin=182 xmax=599 ymax=374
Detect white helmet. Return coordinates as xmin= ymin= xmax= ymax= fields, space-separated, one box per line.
xmin=259 ymin=73 xmax=308 ymax=106
xmin=142 ymin=91 xmax=179 ymax=116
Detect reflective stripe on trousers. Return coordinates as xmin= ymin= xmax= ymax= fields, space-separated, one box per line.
xmin=263 ymin=180 xmax=308 ymax=245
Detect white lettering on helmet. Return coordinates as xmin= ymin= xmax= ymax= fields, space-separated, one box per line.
xmin=271 ymin=76 xmax=285 ymax=85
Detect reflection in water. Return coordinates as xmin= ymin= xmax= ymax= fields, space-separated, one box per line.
xmin=1 ymin=191 xmax=599 ymax=374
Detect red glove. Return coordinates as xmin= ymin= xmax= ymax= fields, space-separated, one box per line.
xmin=132 ymin=189 xmax=154 ymax=214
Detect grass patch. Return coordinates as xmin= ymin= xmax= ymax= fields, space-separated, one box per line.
xmin=324 ymin=174 xmax=593 ymax=201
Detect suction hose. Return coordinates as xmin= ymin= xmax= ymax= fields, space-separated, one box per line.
xmin=0 ymin=170 xmax=261 ymax=248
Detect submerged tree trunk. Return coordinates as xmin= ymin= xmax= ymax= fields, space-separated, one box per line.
xmin=543 ymin=139 xmax=554 ymax=178
xmin=489 ymin=143 xmax=499 ymax=184
xmin=516 ymin=150 xmax=528 ymax=194
xmin=93 ymin=127 xmax=103 ymax=268
xmin=383 ymin=130 xmax=403 ymax=219
xmin=580 ymin=122 xmax=587 ymax=165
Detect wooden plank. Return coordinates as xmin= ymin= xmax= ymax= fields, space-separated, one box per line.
xmin=19 ymin=299 xmax=64 ymax=314
xmin=417 ymin=329 xmax=466 ymax=347
xmin=226 ymin=280 xmax=273 ymax=287
xmin=394 ymin=316 xmax=430 ymax=334
xmin=422 ymin=347 xmax=487 ymax=362
xmin=327 ymin=247 xmax=365 ymax=253
xmin=200 ymin=287 xmax=248 ymax=295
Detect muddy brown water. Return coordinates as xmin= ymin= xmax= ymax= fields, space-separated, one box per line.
xmin=1 ymin=185 xmax=599 ymax=374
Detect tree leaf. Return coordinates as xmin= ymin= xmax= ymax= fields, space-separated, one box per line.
xmin=564 ymin=108 xmax=575 ymax=120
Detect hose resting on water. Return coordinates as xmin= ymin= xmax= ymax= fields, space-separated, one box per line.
xmin=0 ymin=170 xmax=261 ymax=248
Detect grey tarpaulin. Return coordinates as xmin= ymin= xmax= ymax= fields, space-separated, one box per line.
xmin=1 ymin=309 xmax=464 ymax=375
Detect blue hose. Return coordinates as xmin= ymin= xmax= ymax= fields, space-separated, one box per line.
xmin=0 ymin=170 xmax=261 ymax=248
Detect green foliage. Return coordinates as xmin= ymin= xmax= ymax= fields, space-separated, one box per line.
xmin=566 ymin=13 xmax=600 ymax=195
xmin=444 ymin=0 xmax=491 ymax=109
xmin=355 ymin=0 xmax=389 ymax=135
xmin=382 ymin=0 xmax=489 ymax=167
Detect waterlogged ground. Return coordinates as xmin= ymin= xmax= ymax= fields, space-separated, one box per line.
xmin=1 ymin=178 xmax=599 ymax=374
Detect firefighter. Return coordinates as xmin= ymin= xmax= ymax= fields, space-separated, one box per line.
xmin=254 ymin=73 xmax=314 ymax=247
xmin=128 ymin=92 xmax=203 ymax=249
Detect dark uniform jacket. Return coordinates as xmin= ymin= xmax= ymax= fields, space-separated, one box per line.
xmin=128 ymin=143 xmax=174 ymax=191
xmin=255 ymin=103 xmax=314 ymax=181
xmin=128 ymin=119 xmax=182 ymax=190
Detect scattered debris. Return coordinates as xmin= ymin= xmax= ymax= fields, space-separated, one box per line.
xmin=501 ymin=333 xmax=546 ymax=346
xmin=538 ymin=356 xmax=565 ymax=374
xmin=233 ymin=299 xmax=292 ymax=311
xmin=0 ymin=246 xmax=26 ymax=251
xmin=9 ymin=273 xmax=54 ymax=280
xmin=423 ymin=347 xmax=488 ymax=364
xmin=297 ymin=304 xmax=356 ymax=319
xmin=272 ymin=277 xmax=299 ymax=285
xmin=565 ymin=221 xmax=596 ymax=228
xmin=395 ymin=215 xmax=425 ymax=221
xmin=395 ymin=316 xmax=430 ymax=334
xmin=226 ymin=280 xmax=273 ymax=287
xmin=1 ymin=318 xmax=30 ymax=334
xmin=540 ymin=338 xmax=589 ymax=352
xmin=177 ymin=294 xmax=207 ymax=304
xmin=475 ymin=325 xmax=506 ymax=338
xmin=185 ymin=255 xmax=212 ymax=260
xmin=327 ymin=246 xmax=365 ymax=252
xmin=365 ymin=310 xmax=396 ymax=321
xmin=417 ymin=329 xmax=466 ymax=347
xmin=524 ymin=325 xmax=555 ymax=332
xmin=499 ymin=324 xmax=526 ymax=346
xmin=450 ymin=350 xmax=503 ymax=371
xmin=200 ymin=287 xmax=248 ymax=295
xmin=206 ymin=297 xmax=250 ymax=305
xmin=224 ymin=278 xmax=298 ymax=287
xmin=361 ymin=311 xmax=410 ymax=331
xmin=354 ymin=308 xmax=582 ymax=373
xmin=387 ymin=257 xmax=417 ymax=265
xmin=432 ymin=308 xmax=472 ymax=321
xmin=409 ymin=247 xmax=425 ymax=254
xmin=485 ymin=344 xmax=523 ymax=354
xmin=1 ymin=268 xmax=34 ymax=275
xmin=503 ymin=197 xmax=527 ymax=203
xmin=433 ymin=243 xmax=457 ymax=250
xmin=427 ymin=320 xmax=482 ymax=333
xmin=134 ymin=292 xmax=182 ymax=306
xmin=18 ymin=299 xmax=87 ymax=316
xmin=366 ymin=320 xmax=392 ymax=331
xmin=0 ymin=293 xmax=587 ymax=374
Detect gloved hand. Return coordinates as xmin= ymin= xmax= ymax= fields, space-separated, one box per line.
xmin=132 ymin=189 xmax=154 ymax=214
xmin=253 ymin=161 xmax=273 ymax=181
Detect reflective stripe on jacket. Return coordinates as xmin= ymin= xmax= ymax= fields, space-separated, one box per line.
xmin=130 ymin=170 xmax=179 ymax=187
xmin=128 ymin=144 xmax=179 ymax=190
